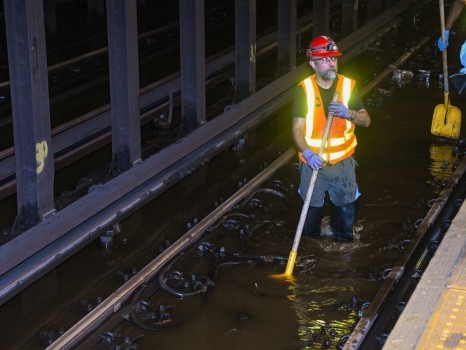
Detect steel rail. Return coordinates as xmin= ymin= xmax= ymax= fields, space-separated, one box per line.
xmin=0 ymin=76 xmax=300 ymax=304
xmin=343 ymin=157 xmax=466 ymax=350
xmin=45 ymin=148 xmax=295 ymax=350
xmin=360 ymin=175 xmax=466 ymax=349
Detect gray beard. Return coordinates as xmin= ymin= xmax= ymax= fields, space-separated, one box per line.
xmin=324 ymin=70 xmax=337 ymax=80
xmin=315 ymin=66 xmax=337 ymax=81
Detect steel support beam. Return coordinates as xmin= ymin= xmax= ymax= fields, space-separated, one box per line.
xmin=235 ymin=0 xmax=256 ymax=102
xmin=4 ymin=0 xmax=55 ymax=230
xmin=277 ymin=0 xmax=297 ymax=76
xmin=179 ymin=0 xmax=206 ymax=132
xmin=106 ymin=0 xmax=142 ymax=171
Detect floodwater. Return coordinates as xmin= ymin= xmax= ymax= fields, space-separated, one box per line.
xmin=2 ymin=35 xmax=466 ymax=350
xmin=87 ymin=64 xmax=465 ymax=350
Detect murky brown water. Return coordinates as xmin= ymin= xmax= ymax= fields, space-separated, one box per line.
xmin=83 ymin=69 xmax=465 ymax=350
xmin=2 ymin=13 xmax=466 ymax=349
xmin=109 ymin=60 xmax=464 ymax=348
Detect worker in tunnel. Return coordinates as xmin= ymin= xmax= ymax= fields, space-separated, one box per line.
xmin=292 ymin=35 xmax=371 ymax=242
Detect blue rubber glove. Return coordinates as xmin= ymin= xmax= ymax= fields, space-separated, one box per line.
xmin=438 ymin=30 xmax=450 ymax=51
xmin=303 ymin=149 xmax=324 ymax=171
xmin=328 ymin=101 xmax=350 ymax=119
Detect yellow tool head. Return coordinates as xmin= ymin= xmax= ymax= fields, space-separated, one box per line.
xmin=431 ymin=103 xmax=462 ymax=140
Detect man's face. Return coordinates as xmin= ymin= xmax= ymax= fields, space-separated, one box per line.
xmin=310 ymin=57 xmax=338 ymax=81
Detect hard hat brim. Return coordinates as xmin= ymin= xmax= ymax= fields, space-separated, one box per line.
xmin=306 ymin=50 xmax=343 ymax=58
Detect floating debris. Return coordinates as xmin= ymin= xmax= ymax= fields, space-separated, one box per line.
xmin=417 ymin=69 xmax=430 ymax=80
xmin=390 ymin=67 xmax=414 ymax=86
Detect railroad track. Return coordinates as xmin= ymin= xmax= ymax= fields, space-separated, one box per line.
xmin=346 ymin=155 xmax=466 ymax=349
xmin=42 ymin=142 xmax=466 ymax=350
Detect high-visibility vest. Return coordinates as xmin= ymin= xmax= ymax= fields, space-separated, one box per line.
xmin=298 ymin=74 xmax=357 ymax=165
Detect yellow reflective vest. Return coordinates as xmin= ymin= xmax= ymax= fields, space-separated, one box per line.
xmin=298 ymin=74 xmax=357 ymax=165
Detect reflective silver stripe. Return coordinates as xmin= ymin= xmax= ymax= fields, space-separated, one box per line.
xmin=322 ymin=137 xmax=357 ymax=161
xmin=342 ymin=77 xmax=351 ymax=106
xmin=303 ymin=78 xmax=314 ymax=145
xmin=342 ymin=78 xmax=353 ymax=131
xmin=308 ymin=130 xmax=354 ymax=147
xmin=308 ymin=139 xmax=325 ymax=147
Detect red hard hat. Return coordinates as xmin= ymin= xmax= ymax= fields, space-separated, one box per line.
xmin=306 ymin=36 xmax=342 ymax=59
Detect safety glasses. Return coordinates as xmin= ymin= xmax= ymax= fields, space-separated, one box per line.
xmin=313 ymin=56 xmax=338 ymax=63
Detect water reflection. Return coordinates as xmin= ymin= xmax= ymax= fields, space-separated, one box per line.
xmin=429 ymin=143 xmax=456 ymax=179
xmin=290 ymin=279 xmax=362 ymax=349
xmin=287 ymin=233 xmax=380 ymax=349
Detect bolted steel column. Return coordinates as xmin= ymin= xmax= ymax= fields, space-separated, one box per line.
xmin=4 ymin=0 xmax=55 ymax=230
xmin=106 ymin=0 xmax=142 ymax=172
xmin=277 ymin=0 xmax=297 ymax=76
xmin=235 ymin=0 xmax=256 ymax=103
xmin=313 ymin=0 xmax=330 ymax=37
xmin=179 ymin=0 xmax=206 ymax=133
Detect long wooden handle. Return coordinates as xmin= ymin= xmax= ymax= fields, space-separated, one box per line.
xmin=439 ymin=0 xmax=449 ymax=93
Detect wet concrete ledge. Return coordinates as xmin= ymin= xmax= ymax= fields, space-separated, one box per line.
xmin=384 ymin=189 xmax=466 ymax=348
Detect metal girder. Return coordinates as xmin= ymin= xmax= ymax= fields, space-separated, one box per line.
xmin=179 ymin=0 xmax=206 ymax=132
xmin=106 ymin=0 xmax=142 ymax=171
xmin=235 ymin=0 xmax=256 ymax=102
xmin=3 ymin=0 xmax=55 ymax=229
